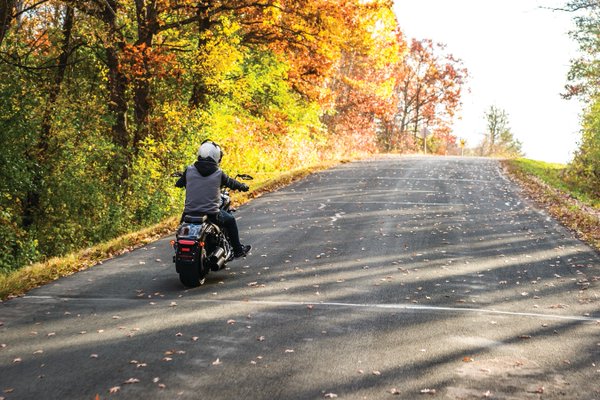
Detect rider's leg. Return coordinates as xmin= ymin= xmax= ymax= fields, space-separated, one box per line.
xmin=219 ymin=210 xmax=242 ymax=251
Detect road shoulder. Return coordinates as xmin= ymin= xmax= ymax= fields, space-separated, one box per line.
xmin=501 ymin=159 xmax=600 ymax=253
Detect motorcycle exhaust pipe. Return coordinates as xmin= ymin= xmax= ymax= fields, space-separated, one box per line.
xmin=210 ymin=247 xmax=226 ymax=269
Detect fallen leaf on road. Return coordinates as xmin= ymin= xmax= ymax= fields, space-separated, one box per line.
xmin=324 ymin=393 xmax=338 ymax=398
xmin=123 ymin=378 xmax=140 ymax=384
xmin=519 ymin=335 xmax=532 ymax=339
xmin=212 ymin=358 xmax=222 ymax=366
xmin=285 ymin=349 xmax=295 ymax=353
xmin=420 ymin=388 xmax=436 ymax=395
xmin=390 ymin=388 xmax=401 ymax=395
xmin=227 ymin=319 xmax=236 ymax=325
xmin=463 ymin=356 xmax=474 ymax=362
xmin=372 ymin=370 xmax=381 ymax=376
xmin=12 ymin=358 xmax=21 ymax=363
xmin=109 ymin=386 xmax=120 ymax=394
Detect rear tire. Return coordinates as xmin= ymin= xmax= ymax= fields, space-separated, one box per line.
xmin=178 ymin=249 xmax=209 ymax=287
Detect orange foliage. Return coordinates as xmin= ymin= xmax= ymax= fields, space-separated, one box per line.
xmin=120 ymin=43 xmax=181 ymax=81
xmin=386 ymin=38 xmax=468 ymax=152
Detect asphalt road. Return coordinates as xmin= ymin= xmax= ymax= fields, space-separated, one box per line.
xmin=1 ymin=156 xmax=599 ymax=400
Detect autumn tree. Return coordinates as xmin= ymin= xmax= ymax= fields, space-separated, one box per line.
xmin=384 ymin=38 xmax=467 ymax=152
xmin=321 ymin=0 xmax=404 ymax=154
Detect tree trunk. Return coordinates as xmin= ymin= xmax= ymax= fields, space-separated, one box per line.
xmin=23 ymin=5 xmax=74 ymax=228
xmin=132 ymin=0 xmax=154 ymax=150
xmin=0 ymin=0 xmax=16 ymax=48
xmin=103 ymin=0 xmax=130 ymax=182
xmin=413 ymin=86 xmax=420 ymax=139
xmin=106 ymin=42 xmax=129 ymax=150
xmin=39 ymin=5 xmax=73 ymax=151
xmin=189 ymin=2 xmax=212 ymax=108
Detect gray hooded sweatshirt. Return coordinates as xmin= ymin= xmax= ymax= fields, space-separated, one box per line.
xmin=175 ymin=158 xmax=246 ymax=215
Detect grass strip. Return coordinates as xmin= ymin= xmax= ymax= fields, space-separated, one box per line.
xmin=502 ymin=159 xmax=600 ymax=252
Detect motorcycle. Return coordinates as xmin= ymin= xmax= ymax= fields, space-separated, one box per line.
xmin=171 ymin=173 xmax=253 ymax=287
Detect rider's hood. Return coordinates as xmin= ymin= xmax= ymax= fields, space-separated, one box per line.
xmin=194 ymin=157 xmax=219 ymax=177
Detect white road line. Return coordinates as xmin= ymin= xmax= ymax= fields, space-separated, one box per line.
xmin=21 ymin=295 xmax=598 ymax=322
xmin=228 ymin=300 xmax=599 ymax=322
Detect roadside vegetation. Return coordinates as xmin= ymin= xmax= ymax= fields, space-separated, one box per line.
xmin=503 ymin=158 xmax=600 ymax=252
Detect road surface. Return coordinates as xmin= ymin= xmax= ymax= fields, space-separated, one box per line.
xmin=1 ymin=156 xmax=599 ymax=399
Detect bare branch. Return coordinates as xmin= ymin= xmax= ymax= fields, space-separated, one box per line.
xmin=11 ymin=0 xmax=52 ymax=18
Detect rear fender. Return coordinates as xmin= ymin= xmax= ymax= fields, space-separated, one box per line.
xmin=174 ymin=222 xmax=220 ymax=272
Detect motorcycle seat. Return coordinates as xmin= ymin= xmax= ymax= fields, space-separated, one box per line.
xmin=183 ymin=215 xmax=207 ymax=224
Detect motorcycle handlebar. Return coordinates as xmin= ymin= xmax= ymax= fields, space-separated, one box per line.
xmin=235 ymin=174 xmax=253 ymax=181
xmin=171 ymin=172 xmax=252 ymax=180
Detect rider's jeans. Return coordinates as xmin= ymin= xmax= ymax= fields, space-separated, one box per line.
xmin=218 ymin=210 xmax=243 ymax=252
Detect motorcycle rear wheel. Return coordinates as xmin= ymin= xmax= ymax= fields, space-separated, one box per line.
xmin=178 ymin=249 xmax=209 ymax=287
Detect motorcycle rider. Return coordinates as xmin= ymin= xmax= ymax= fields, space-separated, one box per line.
xmin=175 ymin=140 xmax=251 ymax=258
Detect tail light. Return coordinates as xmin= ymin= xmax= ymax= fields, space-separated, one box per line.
xmin=175 ymin=239 xmax=200 ymax=262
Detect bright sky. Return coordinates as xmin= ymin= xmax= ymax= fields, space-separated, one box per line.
xmin=392 ymin=0 xmax=583 ymax=163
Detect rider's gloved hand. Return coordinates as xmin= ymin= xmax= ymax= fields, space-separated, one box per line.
xmin=241 ymin=184 xmax=249 ymax=192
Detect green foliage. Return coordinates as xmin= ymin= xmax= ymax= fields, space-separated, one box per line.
xmin=567 ymin=100 xmax=600 ymax=199
xmin=563 ymin=1 xmax=600 ymax=201
xmin=0 ymin=65 xmax=43 ymax=272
